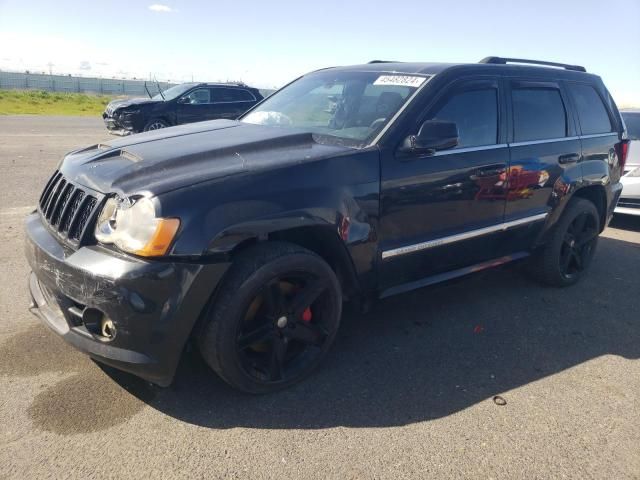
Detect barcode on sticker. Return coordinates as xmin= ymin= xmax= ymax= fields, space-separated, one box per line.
xmin=373 ymin=75 xmax=427 ymax=88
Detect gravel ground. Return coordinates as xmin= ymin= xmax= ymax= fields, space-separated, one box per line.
xmin=0 ymin=115 xmax=639 ymax=479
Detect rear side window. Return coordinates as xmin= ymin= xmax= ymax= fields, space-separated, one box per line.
xmin=568 ymin=84 xmax=613 ymax=135
xmin=233 ymin=89 xmax=256 ymax=101
xmin=512 ymin=88 xmax=566 ymax=142
xmin=210 ymin=88 xmax=241 ymax=103
xmin=431 ymin=89 xmax=498 ymax=148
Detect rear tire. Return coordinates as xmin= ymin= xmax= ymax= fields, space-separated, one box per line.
xmin=528 ymin=198 xmax=600 ymax=287
xmin=198 ymin=242 xmax=342 ymax=394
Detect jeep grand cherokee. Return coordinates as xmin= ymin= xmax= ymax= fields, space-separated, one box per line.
xmin=26 ymin=57 xmax=627 ymax=393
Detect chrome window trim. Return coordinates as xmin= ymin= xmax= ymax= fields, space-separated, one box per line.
xmin=510 ymin=136 xmax=579 ymax=147
xmin=432 ymin=143 xmax=508 ymax=156
xmin=509 ymin=133 xmax=618 ymax=147
xmin=580 ymin=132 xmax=618 ymax=139
xmin=369 ymin=74 xmax=435 ymax=146
xmin=381 ymin=213 xmax=548 ymax=260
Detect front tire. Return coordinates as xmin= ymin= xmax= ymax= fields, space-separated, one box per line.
xmin=198 ymin=242 xmax=342 ymax=394
xmin=529 ymin=198 xmax=600 ymax=287
xmin=143 ymin=118 xmax=169 ymax=131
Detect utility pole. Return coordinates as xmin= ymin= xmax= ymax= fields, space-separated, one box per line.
xmin=47 ymin=62 xmax=54 ymax=75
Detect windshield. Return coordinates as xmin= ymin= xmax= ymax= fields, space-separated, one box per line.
xmin=152 ymin=83 xmax=196 ymax=101
xmin=622 ymin=112 xmax=640 ymax=140
xmin=241 ymin=71 xmax=430 ymax=147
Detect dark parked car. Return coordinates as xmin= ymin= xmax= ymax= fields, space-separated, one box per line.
xmin=26 ymin=57 xmax=627 ymax=393
xmin=102 ymin=82 xmax=263 ymax=134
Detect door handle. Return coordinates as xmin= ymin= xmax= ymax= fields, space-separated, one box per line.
xmin=474 ymin=167 xmax=505 ymax=177
xmin=558 ymin=153 xmax=580 ymax=164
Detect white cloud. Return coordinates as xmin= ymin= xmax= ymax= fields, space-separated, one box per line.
xmin=148 ymin=4 xmax=173 ymax=13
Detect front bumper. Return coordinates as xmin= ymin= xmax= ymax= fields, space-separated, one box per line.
xmin=24 ymin=212 xmax=230 ymax=385
xmin=103 ymin=114 xmax=134 ymax=135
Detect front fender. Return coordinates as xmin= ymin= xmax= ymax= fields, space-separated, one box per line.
xmin=157 ymin=150 xmax=381 ymax=286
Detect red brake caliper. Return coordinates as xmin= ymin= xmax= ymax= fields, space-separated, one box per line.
xmin=302 ymin=307 xmax=313 ymax=323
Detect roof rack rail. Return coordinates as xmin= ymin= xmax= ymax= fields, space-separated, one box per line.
xmin=479 ymin=56 xmax=586 ymax=72
xmin=368 ymin=60 xmax=399 ymax=64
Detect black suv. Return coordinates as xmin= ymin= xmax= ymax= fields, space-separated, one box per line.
xmin=102 ymin=82 xmax=263 ymax=134
xmin=26 ymin=57 xmax=627 ymax=393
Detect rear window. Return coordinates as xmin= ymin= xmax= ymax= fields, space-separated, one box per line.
xmin=622 ymin=112 xmax=640 ymax=141
xmin=512 ymin=88 xmax=567 ymax=142
xmin=568 ymin=84 xmax=613 ymax=135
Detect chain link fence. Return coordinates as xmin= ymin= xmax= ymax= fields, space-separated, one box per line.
xmin=0 ymin=71 xmax=175 ymax=96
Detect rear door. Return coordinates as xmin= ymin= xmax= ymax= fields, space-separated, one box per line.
xmin=505 ymin=80 xmax=581 ymax=249
xmin=209 ymin=88 xmax=257 ymax=119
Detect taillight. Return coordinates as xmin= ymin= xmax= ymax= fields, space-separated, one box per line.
xmin=615 ymin=140 xmax=630 ymax=170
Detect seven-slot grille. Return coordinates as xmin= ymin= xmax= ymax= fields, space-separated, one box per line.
xmin=38 ymin=171 xmax=101 ymax=245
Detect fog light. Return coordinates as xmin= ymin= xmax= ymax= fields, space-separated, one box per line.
xmin=101 ymin=318 xmax=116 ymax=339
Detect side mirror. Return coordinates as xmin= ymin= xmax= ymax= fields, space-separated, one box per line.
xmin=399 ymin=120 xmax=459 ymax=155
xmin=177 ymin=97 xmax=189 ymax=104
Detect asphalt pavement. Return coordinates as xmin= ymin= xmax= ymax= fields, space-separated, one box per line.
xmin=0 ymin=115 xmax=639 ymax=479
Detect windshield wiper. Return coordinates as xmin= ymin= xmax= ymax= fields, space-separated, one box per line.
xmin=154 ymin=77 xmax=165 ymax=101
xmin=144 ymin=81 xmax=152 ymax=99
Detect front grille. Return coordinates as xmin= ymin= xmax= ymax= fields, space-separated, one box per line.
xmin=618 ymin=198 xmax=640 ymax=209
xmin=38 ymin=171 xmax=102 ymax=246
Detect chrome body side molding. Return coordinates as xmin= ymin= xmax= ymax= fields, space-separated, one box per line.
xmin=381 ymin=213 xmax=548 ymax=260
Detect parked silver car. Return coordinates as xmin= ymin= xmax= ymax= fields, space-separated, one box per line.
xmin=616 ymin=110 xmax=640 ymax=216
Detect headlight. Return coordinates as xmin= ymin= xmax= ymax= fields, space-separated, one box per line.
xmin=95 ymin=196 xmax=180 ymax=257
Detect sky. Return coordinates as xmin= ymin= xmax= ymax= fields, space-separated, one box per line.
xmin=0 ymin=0 xmax=639 ymax=106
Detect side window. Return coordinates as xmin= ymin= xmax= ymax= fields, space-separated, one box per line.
xmin=430 ymin=89 xmax=498 ymax=148
xmin=182 ymin=88 xmax=211 ymax=105
xmin=568 ymin=84 xmax=613 ymax=135
xmin=233 ymin=89 xmax=256 ymax=102
xmin=512 ymin=88 xmax=566 ymax=142
xmin=210 ymin=88 xmax=240 ymax=103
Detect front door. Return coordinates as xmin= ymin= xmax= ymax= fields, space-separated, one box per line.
xmin=176 ymin=87 xmax=217 ymax=124
xmin=379 ymin=78 xmax=510 ymax=290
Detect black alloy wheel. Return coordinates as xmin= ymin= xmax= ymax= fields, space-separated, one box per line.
xmin=198 ymin=242 xmax=342 ymax=394
xmin=558 ymin=211 xmax=599 ymax=281
xmin=528 ymin=197 xmax=600 ymax=287
xmin=236 ymin=273 xmax=333 ymax=384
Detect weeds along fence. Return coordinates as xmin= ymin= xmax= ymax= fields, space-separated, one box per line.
xmin=0 ymin=71 xmax=175 ymax=97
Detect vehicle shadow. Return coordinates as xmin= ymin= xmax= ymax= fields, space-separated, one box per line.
xmin=105 ymin=235 xmax=640 ymax=429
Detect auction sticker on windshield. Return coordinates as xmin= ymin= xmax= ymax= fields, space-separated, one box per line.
xmin=373 ymin=75 xmax=427 ymax=88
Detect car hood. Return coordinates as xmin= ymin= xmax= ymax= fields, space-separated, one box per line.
xmin=105 ymin=97 xmax=163 ymax=113
xmin=59 ymin=120 xmax=354 ymax=196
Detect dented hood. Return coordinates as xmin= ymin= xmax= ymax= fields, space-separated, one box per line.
xmin=60 ymin=120 xmax=353 ymax=196
xmin=105 ymin=97 xmax=162 ymax=112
